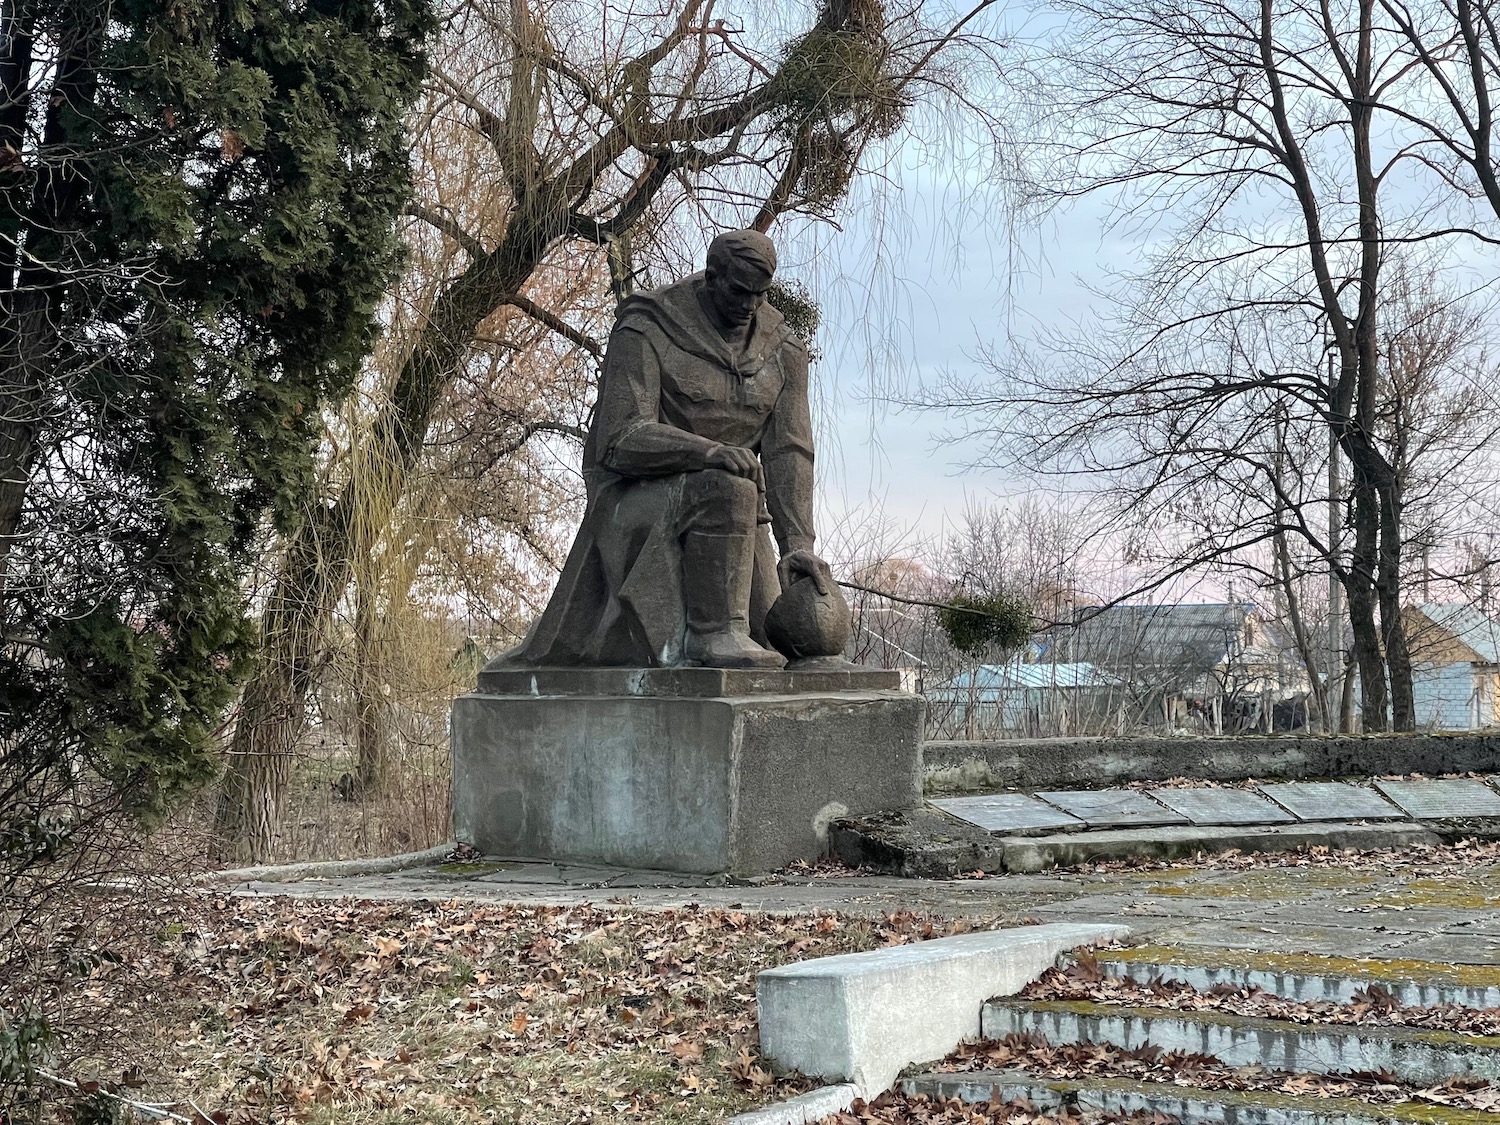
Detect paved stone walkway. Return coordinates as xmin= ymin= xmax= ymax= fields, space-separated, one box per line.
xmin=234 ymin=851 xmax=1500 ymax=965
xmin=932 ymin=776 xmax=1500 ymax=833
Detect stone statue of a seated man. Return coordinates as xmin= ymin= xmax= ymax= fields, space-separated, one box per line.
xmin=501 ymin=229 xmax=841 ymax=669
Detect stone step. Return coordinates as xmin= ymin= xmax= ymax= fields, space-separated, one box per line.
xmin=831 ymin=808 xmax=1443 ymax=878
xmin=980 ymin=998 xmax=1500 ymax=1087
xmin=902 ymin=1069 xmax=1500 ymax=1125
xmin=1089 ymin=947 xmax=1500 ymax=1010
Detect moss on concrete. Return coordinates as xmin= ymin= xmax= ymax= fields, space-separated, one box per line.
xmin=990 ymin=997 xmax=1500 ymax=1050
xmin=1101 ymin=945 xmax=1500 ymax=990
xmin=435 ymin=861 xmax=517 ymax=876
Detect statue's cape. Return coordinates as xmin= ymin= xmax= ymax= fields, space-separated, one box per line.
xmin=614 ymin=273 xmax=802 ymax=376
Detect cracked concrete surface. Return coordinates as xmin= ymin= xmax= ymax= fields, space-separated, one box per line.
xmin=227 ymin=851 xmax=1500 ymax=964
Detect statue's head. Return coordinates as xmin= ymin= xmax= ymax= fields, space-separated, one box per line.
xmin=703 ymin=229 xmax=776 ymax=329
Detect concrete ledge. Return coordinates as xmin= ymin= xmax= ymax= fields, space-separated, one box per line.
xmin=724 ymin=1083 xmax=860 ymax=1124
xmin=923 ymin=733 xmax=1500 ymax=794
xmin=756 ymin=922 xmax=1129 ymax=1097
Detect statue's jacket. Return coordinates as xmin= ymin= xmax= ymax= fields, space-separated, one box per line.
xmin=506 ymin=274 xmax=815 ymax=666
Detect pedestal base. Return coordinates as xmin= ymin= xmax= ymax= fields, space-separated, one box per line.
xmin=451 ymin=674 xmax=924 ymax=875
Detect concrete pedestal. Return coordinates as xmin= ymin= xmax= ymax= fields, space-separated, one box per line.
xmin=451 ymin=668 xmax=925 ymax=875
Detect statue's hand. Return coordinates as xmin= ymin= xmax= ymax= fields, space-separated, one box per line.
xmin=705 ymin=444 xmax=763 ymax=488
xmin=778 ymin=550 xmax=834 ymax=596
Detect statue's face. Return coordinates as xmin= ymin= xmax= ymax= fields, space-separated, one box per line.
xmin=703 ymin=258 xmax=774 ymax=329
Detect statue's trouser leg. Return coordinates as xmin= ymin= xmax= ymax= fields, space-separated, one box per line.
xmin=679 ymin=470 xmax=785 ymax=670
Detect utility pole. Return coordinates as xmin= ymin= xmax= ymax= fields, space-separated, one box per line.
xmin=1327 ymin=352 xmax=1344 ymax=735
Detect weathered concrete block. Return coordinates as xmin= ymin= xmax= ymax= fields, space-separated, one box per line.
xmin=756 ymin=922 xmax=1129 ymax=1096
xmin=451 ymin=684 xmax=923 ymax=874
xmin=725 ymin=1084 xmax=860 ymax=1125
xmin=923 ymin=733 xmax=1500 ymax=794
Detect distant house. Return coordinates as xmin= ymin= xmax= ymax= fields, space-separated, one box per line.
xmin=927 ymin=658 xmax=1124 ymax=739
xmin=1406 ymin=603 xmax=1500 ymax=730
xmin=1058 ymin=602 xmax=1306 ymax=732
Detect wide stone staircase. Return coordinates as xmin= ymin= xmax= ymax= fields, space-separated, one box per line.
xmin=900 ymin=948 xmax=1500 ymax=1124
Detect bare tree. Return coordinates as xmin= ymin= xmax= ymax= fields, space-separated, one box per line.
xmin=923 ymin=0 xmax=1500 ymax=731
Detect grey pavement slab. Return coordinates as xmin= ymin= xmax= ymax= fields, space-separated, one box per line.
xmin=1148 ymin=787 xmax=1297 ymax=826
xmin=930 ymin=793 xmax=1082 ymax=834
xmin=1257 ymin=781 xmax=1405 ymax=822
xmin=1385 ymin=932 xmax=1500 ymax=965
xmin=1254 ymin=901 xmax=1494 ymax=935
xmin=1373 ymin=778 xmax=1500 ymax=819
xmin=1034 ymin=789 xmax=1189 ymax=828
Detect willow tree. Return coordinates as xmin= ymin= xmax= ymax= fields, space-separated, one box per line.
xmin=214 ymin=0 xmax=1008 ymax=860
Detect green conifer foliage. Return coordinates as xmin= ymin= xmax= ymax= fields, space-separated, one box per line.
xmin=0 ymin=0 xmax=430 ymax=863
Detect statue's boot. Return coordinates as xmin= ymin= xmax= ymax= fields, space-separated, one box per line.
xmin=682 ymin=530 xmax=786 ymax=669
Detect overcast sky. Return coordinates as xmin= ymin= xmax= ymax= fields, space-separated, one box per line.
xmin=780 ymin=154 xmax=1133 ymax=551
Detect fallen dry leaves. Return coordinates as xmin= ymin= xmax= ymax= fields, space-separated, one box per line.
xmin=814 ymin=1091 xmax=1177 ymax=1123
xmin=37 ymin=894 xmax=998 ymax=1124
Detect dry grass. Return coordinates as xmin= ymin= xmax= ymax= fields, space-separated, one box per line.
xmin=34 ymin=895 xmax=1022 ymax=1124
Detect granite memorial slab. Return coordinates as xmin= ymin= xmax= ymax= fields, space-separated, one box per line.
xmin=931 ymin=794 xmax=1083 ymax=834
xmin=1148 ymin=787 xmax=1296 ymax=826
xmin=1372 ymin=778 xmax=1500 ymax=820
xmin=1034 ymin=789 xmax=1189 ymax=828
xmin=1257 ymin=781 xmax=1405 ymax=822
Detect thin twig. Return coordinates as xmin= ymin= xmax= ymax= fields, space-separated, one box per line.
xmin=35 ymin=1070 xmax=199 ymax=1123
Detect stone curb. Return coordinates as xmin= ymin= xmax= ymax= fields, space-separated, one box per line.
xmin=723 ymin=1083 xmax=860 ymax=1124
xmin=1092 ymin=952 xmax=1500 ymax=1010
xmin=758 ymin=922 xmax=1129 ymax=1098
xmin=197 ymin=843 xmax=457 ymax=885
xmin=997 ymin=821 xmax=1441 ymax=873
xmin=983 ymin=998 xmax=1500 ymax=1087
xmin=903 ymin=1070 xmax=1500 ymax=1125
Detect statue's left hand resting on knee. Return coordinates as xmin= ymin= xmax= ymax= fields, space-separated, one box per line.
xmin=498 ymin=229 xmax=848 ymax=670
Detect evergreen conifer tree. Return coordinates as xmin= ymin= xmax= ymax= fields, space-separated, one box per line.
xmin=0 ymin=0 xmax=430 ymax=1069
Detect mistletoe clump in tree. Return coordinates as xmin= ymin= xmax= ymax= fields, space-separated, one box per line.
xmin=0 ymin=0 xmax=430 ymax=1080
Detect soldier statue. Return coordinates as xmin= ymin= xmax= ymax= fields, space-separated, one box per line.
xmin=501 ymin=229 xmax=846 ymax=670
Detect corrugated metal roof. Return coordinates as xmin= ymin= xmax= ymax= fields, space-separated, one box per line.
xmin=1417 ymin=603 xmax=1500 ymax=664
xmin=939 ymin=661 xmax=1121 ymax=693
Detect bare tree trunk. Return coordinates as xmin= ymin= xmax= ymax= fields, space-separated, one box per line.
xmin=214 ymin=670 xmax=303 ymax=863
xmin=1379 ymin=481 xmax=1416 ymax=729
xmin=353 ymin=567 xmax=393 ymax=796
xmin=1346 ymin=478 xmax=1388 ymax=730
xmin=213 ymin=519 xmax=347 ymax=861
xmin=1274 ymin=527 xmax=1328 ymax=732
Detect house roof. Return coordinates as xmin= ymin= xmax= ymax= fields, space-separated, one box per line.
xmin=938 ymin=660 xmax=1121 ymax=694
xmin=1065 ymin=602 xmax=1253 ymax=676
xmin=1415 ymin=603 xmax=1500 ymax=663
